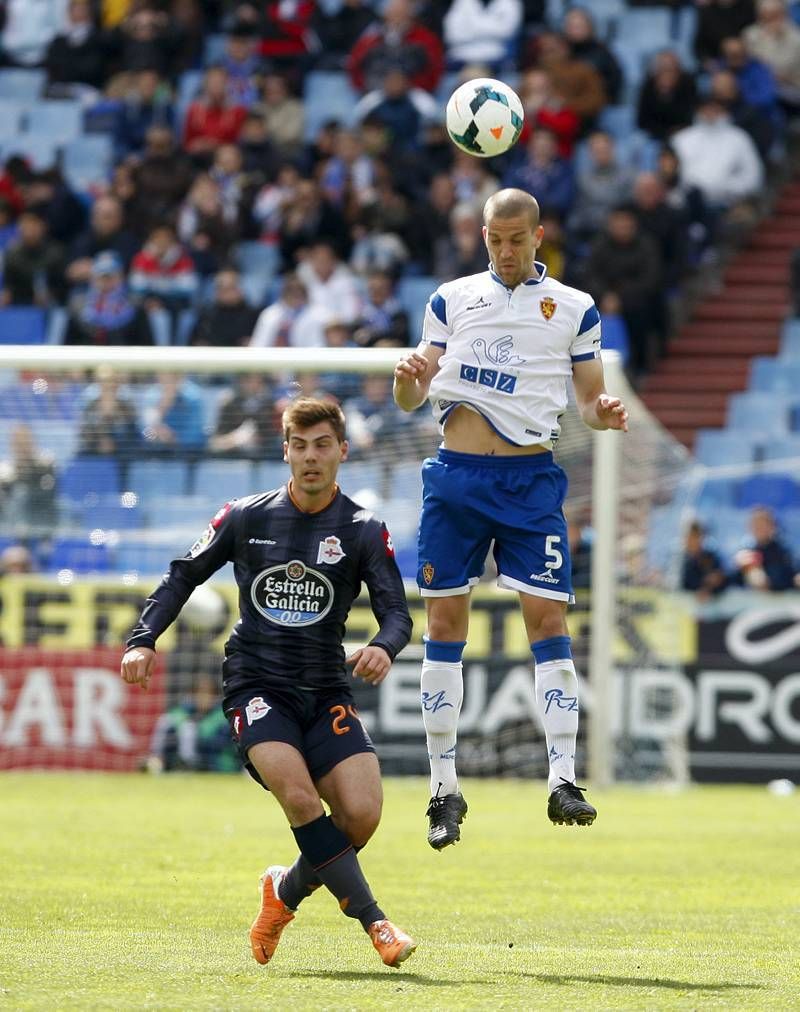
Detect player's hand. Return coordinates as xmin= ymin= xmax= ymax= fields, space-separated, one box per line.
xmin=597 ymin=394 xmax=629 ymax=432
xmin=121 ymin=647 xmax=156 ymax=690
xmin=346 ymin=645 xmax=392 ymax=686
xmin=393 ymin=351 xmax=429 ymax=385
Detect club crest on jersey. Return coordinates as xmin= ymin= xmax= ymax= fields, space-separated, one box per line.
xmin=246 ymin=697 xmax=271 ymax=725
xmin=540 ymin=296 xmax=557 ymax=320
xmin=317 ymin=535 xmax=345 ymax=565
xmin=422 ymin=561 xmax=434 ymax=584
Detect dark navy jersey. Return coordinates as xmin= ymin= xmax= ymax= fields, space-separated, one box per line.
xmin=126 ymin=486 xmax=412 ymax=700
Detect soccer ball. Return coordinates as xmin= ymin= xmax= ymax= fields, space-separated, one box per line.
xmin=182 ymin=585 xmax=227 ymax=630
xmin=445 ymin=78 xmax=524 ymax=158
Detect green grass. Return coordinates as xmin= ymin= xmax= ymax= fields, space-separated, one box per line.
xmin=1 ymin=774 xmax=799 ymax=1010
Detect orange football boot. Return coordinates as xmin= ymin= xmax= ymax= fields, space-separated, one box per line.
xmin=249 ymin=866 xmax=295 ymax=965
xmin=368 ymin=919 xmax=417 ymax=968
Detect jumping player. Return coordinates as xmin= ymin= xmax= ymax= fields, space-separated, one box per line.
xmin=393 ymin=188 xmax=628 ymax=850
xmin=120 ymin=398 xmax=415 ymax=967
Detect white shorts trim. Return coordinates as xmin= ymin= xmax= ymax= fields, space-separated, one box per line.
xmin=497 ymin=573 xmax=574 ymax=603
xmin=419 ymin=576 xmax=479 ymax=597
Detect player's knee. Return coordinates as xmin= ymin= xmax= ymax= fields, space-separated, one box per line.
xmin=334 ymin=801 xmax=381 ymax=847
xmin=280 ymin=783 xmax=323 ymax=826
xmin=527 ymin=607 xmax=568 ymax=643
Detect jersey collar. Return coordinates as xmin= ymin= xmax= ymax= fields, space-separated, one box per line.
xmin=286 ymin=480 xmax=340 ymax=514
xmin=489 ymin=260 xmax=548 ymax=290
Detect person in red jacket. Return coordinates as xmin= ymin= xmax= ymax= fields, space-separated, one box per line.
xmin=183 ymin=66 xmax=247 ymax=158
xmin=348 ymin=0 xmax=443 ymax=94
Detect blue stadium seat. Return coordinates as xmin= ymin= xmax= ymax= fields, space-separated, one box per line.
xmin=193 ymin=459 xmax=259 ymax=499
xmin=1 ymin=135 xmax=58 ymax=169
xmin=695 ymin=477 xmax=738 ymax=510
xmin=616 ymin=6 xmax=673 ymax=45
xmin=0 ymin=307 xmax=47 ymax=344
xmin=597 ymin=104 xmax=636 ymax=141
xmin=695 ymin=430 xmax=759 ymax=467
xmin=174 ymin=309 xmax=197 ymax=346
xmin=82 ymin=99 xmax=122 ymax=135
xmin=62 ymin=135 xmax=114 ymax=191
xmin=235 ymin=242 xmax=279 ymax=305
xmin=29 ymin=419 xmax=79 ymax=465
xmin=80 ymin=494 xmax=142 ymax=530
xmin=146 ymin=494 xmax=216 ymax=528
xmin=203 ymin=33 xmax=227 ymax=64
xmin=0 ymin=68 xmax=45 ymax=100
xmin=147 ymin=307 xmax=173 ymax=346
xmin=25 ymin=99 xmax=83 ymax=142
xmin=46 ymin=536 xmax=111 ymax=573
xmin=114 ymin=540 xmax=176 ymax=574
xmin=0 ymin=99 xmax=27 ymax=138
xmin=59 ymin=457 xmax=121 ymax=503
xmin=256 ymin=461 xmax=289 ymax=491
xmin=600 ymin=313 xmax=629 ymax=364
xmin=127 ymin=460 xmax=190 ymax=498
xmin=735 ymin=473 xmax=800 ymax=510
xmin=646 ymin=503 xmax=684 ymax=572
xmin=762 ymin=437 xmax=800 ymax=462
xmin=303 ymin=71 xmax=358 ymax=140
xmin=46 ymin=307 xmax=68 ymax=345
xmin=727 ymin=392 xmax=790 ymax=434
xmin=397 ymin=276 xmax=437 ymax=344
xmin=780 ymin=317 xmax=800 ymax=357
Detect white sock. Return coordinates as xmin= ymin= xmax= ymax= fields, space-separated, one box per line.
xmin=421 ymin=654 xmax=463 ymax=796
xmin=534 ymin=654 xmax=579 ymax=793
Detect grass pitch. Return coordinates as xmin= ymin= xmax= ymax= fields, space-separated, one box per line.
xmin=1 ymin=774 xmax=798 ymax=1010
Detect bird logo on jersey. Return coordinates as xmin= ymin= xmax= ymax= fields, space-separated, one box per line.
xmin=540 ymin=296 xmax=557 ymax=320
xmin=422 ymin=562 xmax=434 ymax=584
xmin=471 ymin=335 xmax=524 ymax=367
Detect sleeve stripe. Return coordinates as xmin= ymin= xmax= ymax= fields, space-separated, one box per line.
xmin=572 ymin=351 xmax=599 ymax=362
xmin=577 ymin=303 xmax=600 ymax=336
xmin=430 ymin=292 xmax=447 ymax=326
xmin=429 ymin=340 xmax=447 ymax=347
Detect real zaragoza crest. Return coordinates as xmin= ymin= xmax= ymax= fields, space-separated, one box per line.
xmin=540 ymin=296 xmax=557 ymax=320
xmin=422 ymin=562 xmax=434 ymax=585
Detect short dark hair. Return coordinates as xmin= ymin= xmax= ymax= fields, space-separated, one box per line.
xmin=483 ymin=188 xmax=540 ymax=228
xmin=282 ymin=397 xmax=346 ymax=442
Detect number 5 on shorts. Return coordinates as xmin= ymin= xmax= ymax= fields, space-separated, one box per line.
xmin=545 ymin=535 xmax=563 ymax=571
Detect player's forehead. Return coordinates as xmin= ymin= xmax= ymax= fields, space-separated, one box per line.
xmin=484 ymin=213 xmax=534 ymax=237
xmin=287 ymin=421 xmax=340 ymax=443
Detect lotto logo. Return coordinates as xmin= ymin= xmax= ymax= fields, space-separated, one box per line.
xmin=459 ymin=363 xmax=516 ymax=394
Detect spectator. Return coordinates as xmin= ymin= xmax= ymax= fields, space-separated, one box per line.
xmin=318 ymin=318 xmax=363 ymax=399
xmin=537 ymin=209 xmax=566 ymax=281
xmin=209 ymin=374 xmax=280 ymax=458
xmin=632 ymin=172 xmax=689 ymax=288
xmin=0 ymin=198 xmax=18 ymax=254
xmin=433 ymin=201 xmax=489 ymax=280
xmin=349 ymin=201 xmax=410 ymax=279
xmin=671 ymin=97 xmax=764 ymax=215
xmin=567 ymin=131 xmax=635 ymax=242
xmin=719 ymin=35 xmax=782 ymax=119
xmin=562 ymin=6 xmax=623 ymax=105
xmin=24 ymin=167 xmax=86 ymax=247
xmin=0 ymin=155 xmax=28 ymax=216
xmin=209 ymin=143 xmax=250 ymax=227
xmin=77 ymin=365 xmax=141 ymax=461
xmin=312 ymin=0 xmax=375 ymax=70
xmin=218 ymin=23 xmax=261 ymax=107
xmin=243 ymin=0 xmax=318 ymax=88
xmin=0 ymin=424 xmax=58 ymax=531
xmin=296 ymin=240 xmax=362 ymax=323
xmin=132 ymin=126 xmax=195 ymax=234
xmin=278 ymin=177 xmax=350 ymax=267
xmin=584 ymin=204 xmax=664 ymax=379
xmin=256 ymin=73 xmax=305 ymax=159
xmin=353 ymin=69 xmax=440 ymax=152
xmin=319 ymin=128 xmax=377 ymax=213
xmin=183 ymin=66 xmax=247 ymax=159
xmin=147 ymin=674 xmax=239 ymax=773
xmin=502 ymin=129 xmax=575 ymax=218
xmin=708 ymin=68 xmax=779 ymax=162
xmin=129 ymin=222 xmax=200 ymax=315
xmin=189 ymin=269 xmax=260 ymax=347
xmin=681 ymin=520 xmax=728 ymax=599
xmin=177 ymin=174 xmax=238 ymax=277
xmin=45 ymin=0 xmax=108 ymax=95
xmin=450 ymin=149 xmax=500 ymax=212
xmin=694 ymin=0 xmax=756 ymax=66
xmin=67 ymin=195 xmax=140 ymax=287
xmin=354 ymin=271 xmax=410 ymax=347
xmin=64 ymin=251 xmax=154 ymax=346
xmin=636 ymin=50 xmax=698 ymax=141
xmin=742 ymin=0 xmax=800 ymax=114
xmin=567 ymin=516 xmax=592 ymax=590
xmin=655 ymin=145 xmax=713 ymax=261
xmin=237 ymin=110 xmax=281 ymax=179
xmin=407 ymin=172 xmax=456 ymax=272
xmin=113 ymin=68 xmax=176 ymax=158
xmin=0 ymin=544 xmax=35 ymax=575
xmin=732 ymin=506 xmax=798 ymax=591
xmin=0 ymin=210 xmax=68 ymax=307
xmin=517 ymin=67 xmax=581 ymax=158
xmin=348 ymin=0 xmax=444 ymax=93
xmin=142 ymin=373 xmax=206 ymax=456
xmin=250 ymin=272 xmax=331 ymax=347
xmin=0 ymin=0 xmax=66 ymax=67
xmin=344 ymin=374 xmax=416 ymax=457
xmin=527 ymin=30 xmax=607 ymax=127
xmin=106 ymin=6 xmax=185 ymax=86
xmin=442 ymin=0 xmax=523 ymax=72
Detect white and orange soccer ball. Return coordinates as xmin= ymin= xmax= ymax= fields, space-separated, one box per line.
xmin=445 ymin=77 xmax=524 ymax=158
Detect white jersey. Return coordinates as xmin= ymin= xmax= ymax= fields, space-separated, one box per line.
xmin=421 ymin=262 xmax=601 ymax=448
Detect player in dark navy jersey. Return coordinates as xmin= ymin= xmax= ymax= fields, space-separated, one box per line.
xmin=121 ymin=398 xmax=416 ymax=969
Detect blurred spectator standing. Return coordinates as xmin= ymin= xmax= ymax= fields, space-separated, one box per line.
xmin=106 ymin=6 xmax=186 ymax=89
xmin=408 ymin=172 xmax=456 ymax=272
xmin=517 ymin=68 xmax=581 ymax=157
xmin=256 ymin=73 xmax=305 ymax=160
xmin=243 ymin=0 xmax=318 ymax=88
xmin=344 ymin=374 xmax=416 ymax=457
xmin=348 ymin=0 xmax=444 ymax=93
xmin=433 ymin=201 xmax=489 ymax=280
xmin=354 ymin=271 xmax=410 ymax=346
xmin=1 ymin=210 xmax=68 ymax=307
xmin=142 ymin=374 xmax=207 ymax=457
xmin=45 ymin=0 xmax=109 ymax=96
xmin=719 ymin=35 xmax=781 ymax=120
xmin=67 ymin=195 xmax=140 ymax=288
xmin=24 ymin=167 xmax=86 ymax=247
xmin=278 ymin=178 xmax=349 ymax=267
xmin=183 ymin=66 xmax=247 ymax=161
xmin=732 ymin=506 xmax=799 ymax=591
xmin=708 ymin=68 xmax=779 ymax=163
xmin=312 ymin=0 xmax=374 ymax=70
xmin=129 ymin=222 xmax=199 ymax=315
xmin=209 ymin=374 xmax=280 ymax=458
xmin=694 ymin=0 xmax=756 ymax=66
xmin=353 ymin=69 xmax=440 ymax=152
xmin=742 ymin=0 xmax=800 ymax=115
xmin=218 ymin=22 xmax=261 ymax=107
xmin=250 ymin=272 xmax=330 ymax=347
xmin=527 ymin=30 xmax=607 ymax=129
xmin=442 ymin=0 xmax=523 ymax=73
xmin=190 ymin=269 xmax=259 ymax=347
xmin=77 ymin=365 xmax=141 ymax=462
xmin=562 ymin=6 xmax=623 ymax=105
xmin=632 ymin=172 xmax=689 ymax=289
xmin=237 ymin=109 xmax=281 ymax=178
xmin=131 ymin=126 xmax=195 ymax=234
xmin=296 ymin=239 xmax=362 ymax=323
xmin=680 ymin=520 xmax=728 ymax=599
xmin=636 ymin=50 xmax=698 ymax=141
xmin=113 ymin=69 xmax=176 ymax=159
xmin=503 ymin=129 xmax=575 ymax=219
xmin=65 ymin=251 xmax=154 ymax=346
xmin=567 ymin=131 xmax=635 ymax=244
xmin=0 ymin=424 xmax=57 ymax=532
xmin=177 ymin=174 xmax=238 ymax=278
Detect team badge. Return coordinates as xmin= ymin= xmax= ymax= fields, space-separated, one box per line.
xmin=422 ymin=561 xmax=434 ymax=584
xmin=540 ymin=296 xmax=557 ymax=320
xmin=287 ymin=560 xmax=305 ymax=580
xmin=317 ymin=535 xmax=346 ymax=565
xmin=382 ymin=528 xmax=395 ymax=558
xmin=246 ymin=697 xmax=271 ymax=725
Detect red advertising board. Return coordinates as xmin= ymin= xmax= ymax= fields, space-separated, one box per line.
xmin=0 ymin=648 xmax=164 ymax=771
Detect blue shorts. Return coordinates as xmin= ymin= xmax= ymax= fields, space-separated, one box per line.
xmin=225 ymin=684 xmax=375 ymax=790
xmin=417 ymin=448 xmax=574 ymax=603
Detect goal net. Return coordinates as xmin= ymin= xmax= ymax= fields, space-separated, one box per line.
xmin=0 ymin=345 xmax=693 ymax=781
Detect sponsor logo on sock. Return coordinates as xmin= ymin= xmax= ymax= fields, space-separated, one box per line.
xmin=544 ymin=688 xmax=578 ymax=714
xmin=440 ymin=745 xmax=456 ymax=760
xmin=548 ymin=744 xmax=563 ymax=759
xmin=421 ymin=689 xmax=454 ymax=713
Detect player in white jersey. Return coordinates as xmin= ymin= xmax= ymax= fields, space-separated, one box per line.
xmin=393 ymin=188 xmax=628 ymax=849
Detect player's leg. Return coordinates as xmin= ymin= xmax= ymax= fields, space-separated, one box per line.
xmin=519 ymin=593 xmax=596 ymax=826
xmin=421 ymin=594 xmax=470 ymax=849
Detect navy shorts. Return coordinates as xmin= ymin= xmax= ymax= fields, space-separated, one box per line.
xmin=224 ymin=684 xmax=376 ymax=791
xmin=417 ymin=448 xmax=574 ymax=603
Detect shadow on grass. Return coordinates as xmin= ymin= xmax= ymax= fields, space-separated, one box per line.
xmin=528 ymin=974 xmax=765 ymax=992
xmin=289 ymin=970 xmax=483 ymax=986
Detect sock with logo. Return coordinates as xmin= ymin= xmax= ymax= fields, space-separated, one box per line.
xmin=279 ymin=841 xmax=367 ymax=911
xmin=291 ymin=814 xmax=383 ymax=930
xmin=421 ymin=639 xmax=466 ymax=797
xmin=532 ymin=636 xmax=579 ymax=793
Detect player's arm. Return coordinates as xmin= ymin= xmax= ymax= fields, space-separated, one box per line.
xmin=121 ymin=502 xmax=238 ymax=689
xmin=572 ymin=357 xmax=629 ymax=432
xmin=348 ymin=521 xmax=413 ymax=685
xmin=393 ymin=341 xmax=443 ymax=412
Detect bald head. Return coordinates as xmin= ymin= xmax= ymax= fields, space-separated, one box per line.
xmin=483 ymin=188 xmax=540 ymax=229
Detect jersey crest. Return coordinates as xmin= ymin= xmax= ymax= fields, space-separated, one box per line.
xmin=540 ymin=296 xmax=557 ymax=320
